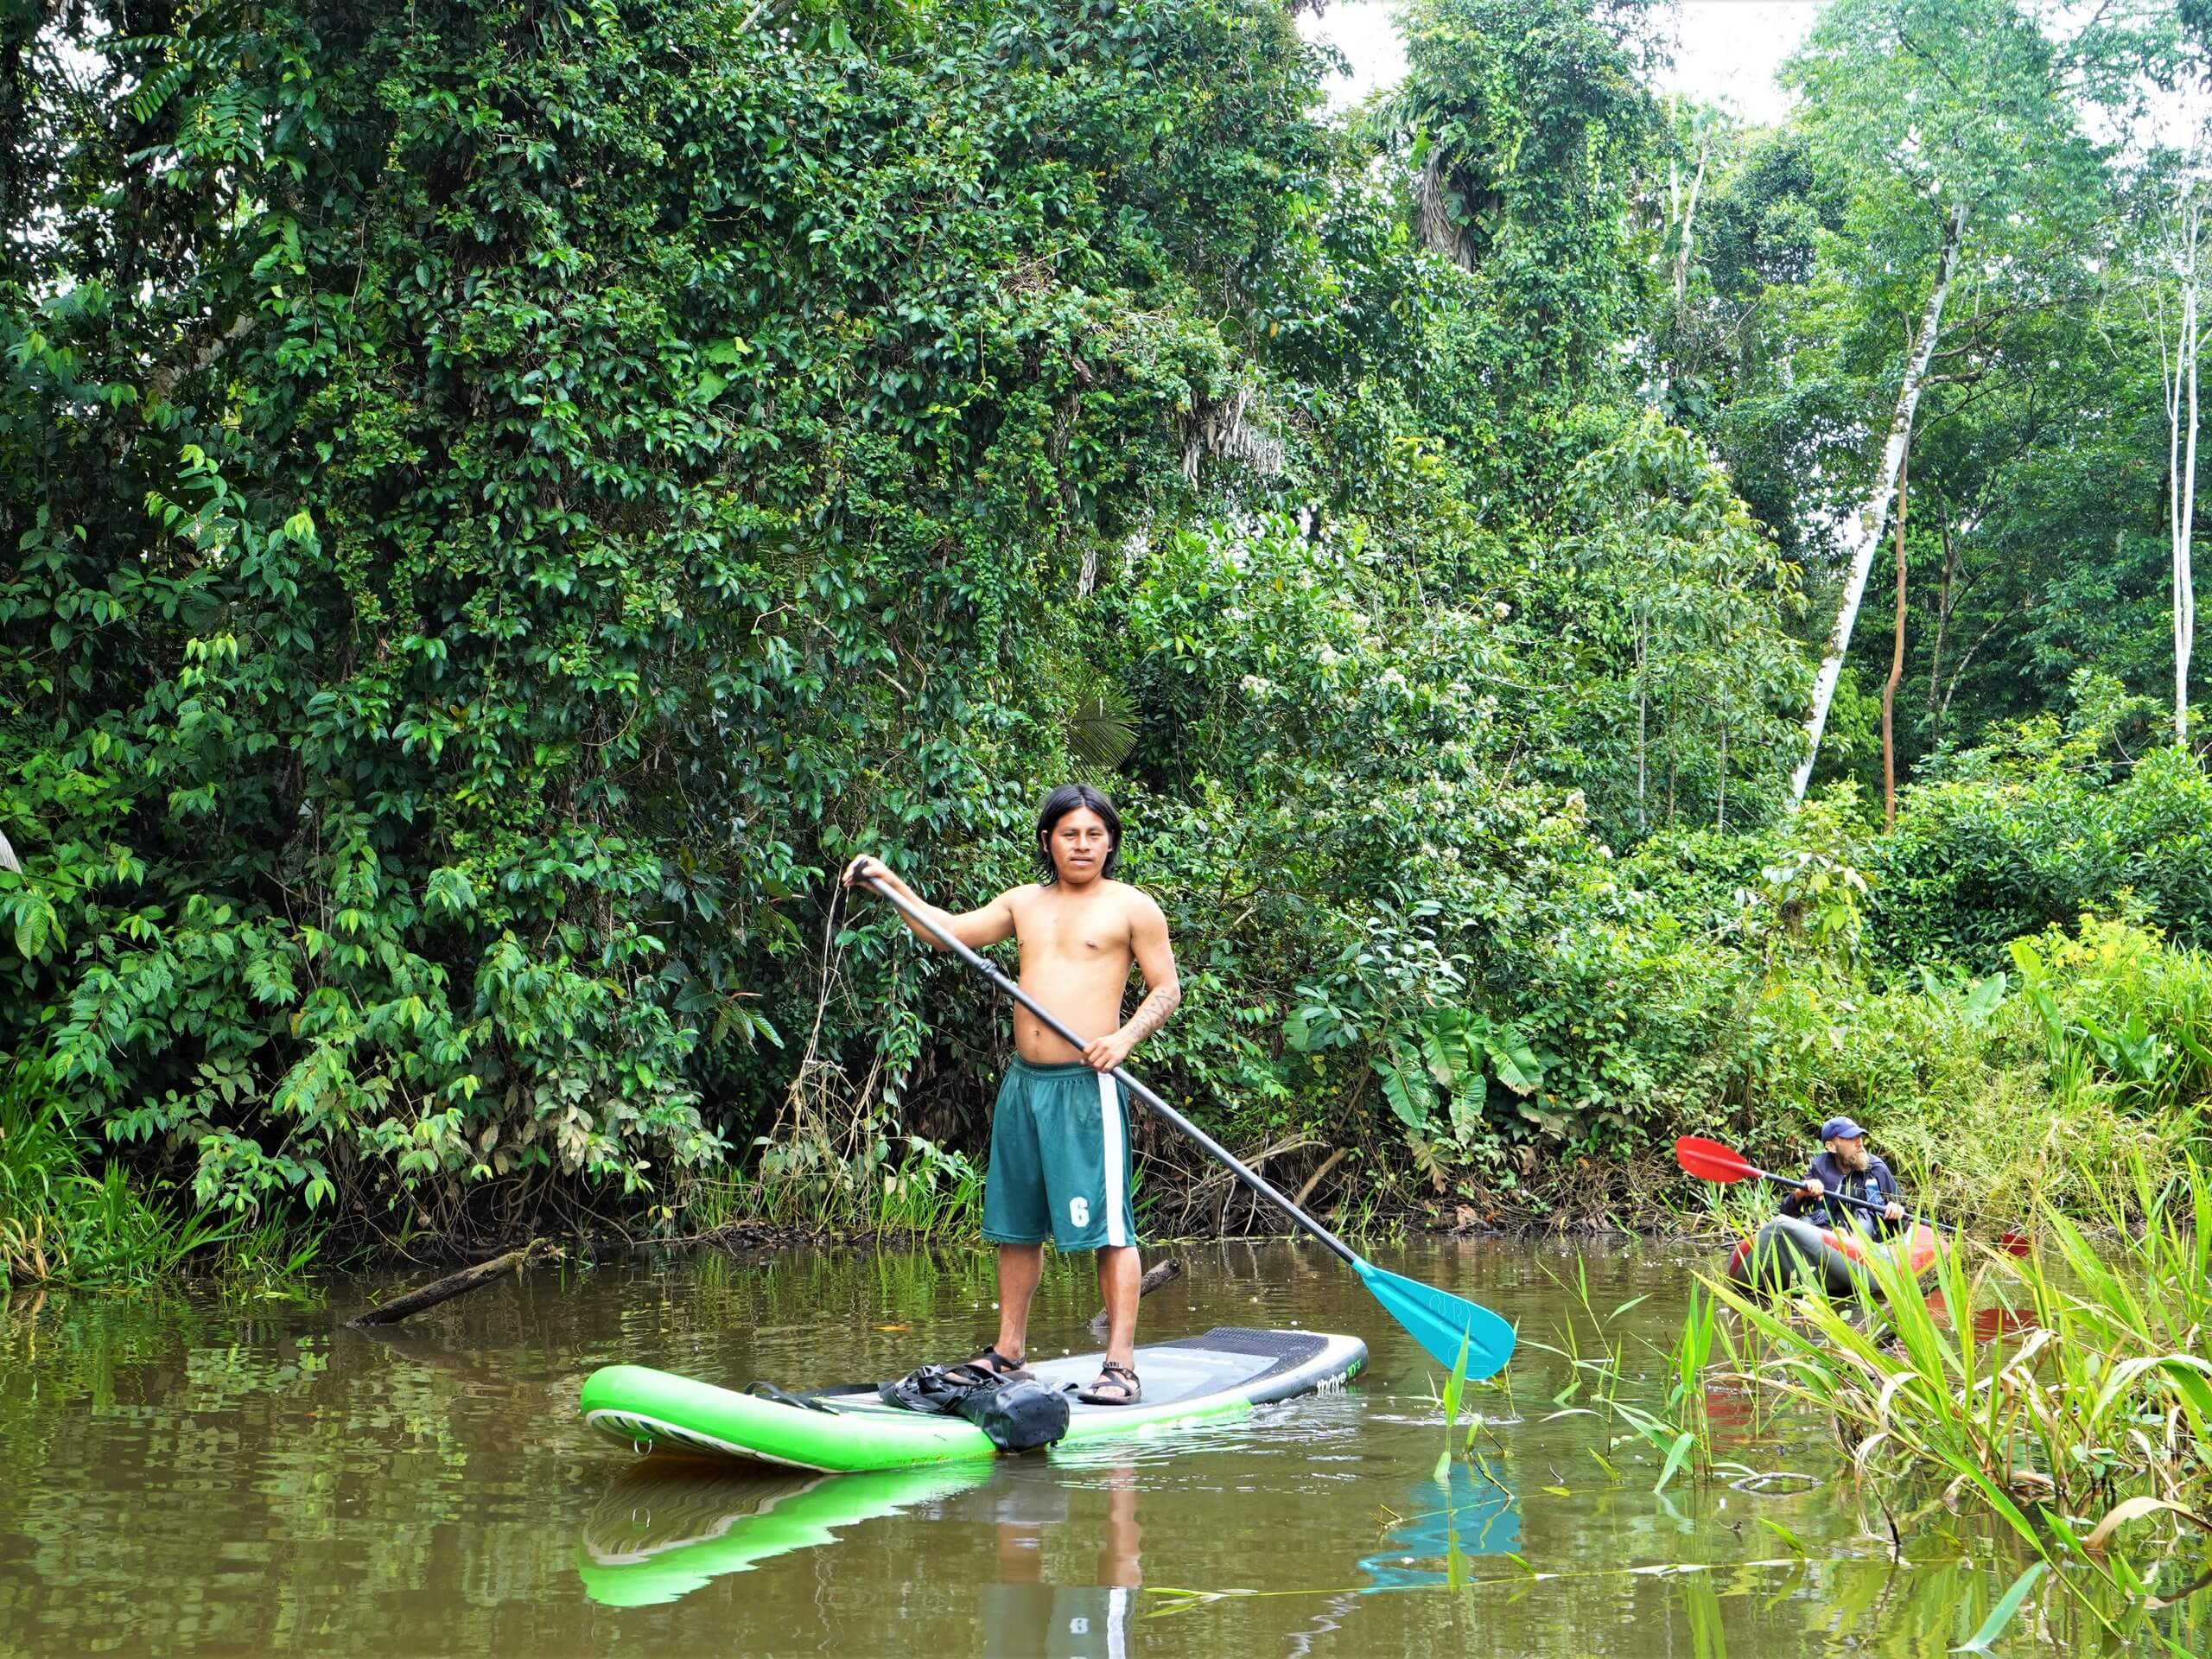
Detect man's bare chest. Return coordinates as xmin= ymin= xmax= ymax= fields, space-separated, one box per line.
xmin=1015 ymin=904 xmax=1132 ymax=973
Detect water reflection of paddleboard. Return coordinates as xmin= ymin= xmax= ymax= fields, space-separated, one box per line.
xmin=577 ymin=1461 xmax=988 ymax=1607
xmin=1358 ymin=1461 xmax=1521 ymax=1590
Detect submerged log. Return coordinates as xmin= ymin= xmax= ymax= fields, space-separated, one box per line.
xmin=343 ymin=1239 xmax=550 ymax=1329
xmin=1087 ymin=1256 xmax=1183 ymax=1336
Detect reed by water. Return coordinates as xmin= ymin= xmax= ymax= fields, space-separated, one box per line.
xmin=1700 ymin=1154 xmax=2212 ymax=1650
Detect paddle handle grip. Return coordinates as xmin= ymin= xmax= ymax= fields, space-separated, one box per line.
xmin=1759 ymin=1169 xmax=1955 ymax=1236
xmin=859 ymin=871 xmax=1362 ymax=1269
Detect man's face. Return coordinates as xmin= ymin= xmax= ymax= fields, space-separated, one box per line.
xmin=1047 ymin=808 xmax=1114 ymax=886
xmin=1826 ymin=1135 xmax=1871 ymax=1173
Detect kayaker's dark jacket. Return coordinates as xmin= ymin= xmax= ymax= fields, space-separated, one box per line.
xmin=1778 ymin=1150 xmax=1904 ymax=1238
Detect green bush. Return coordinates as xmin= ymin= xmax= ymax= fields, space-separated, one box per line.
xmin=1867 ymin=705 xmax=2212 ymax=971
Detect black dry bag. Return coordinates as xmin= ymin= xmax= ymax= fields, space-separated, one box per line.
xmin=875 ymin=1363 xmax=1071 ymax=1453
xmin=956 ymin=1376 xmax=1071 ymax=1453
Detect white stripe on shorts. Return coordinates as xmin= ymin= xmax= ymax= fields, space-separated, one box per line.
xmin=1098 ymin=1069 xmax=1128 ymax=1248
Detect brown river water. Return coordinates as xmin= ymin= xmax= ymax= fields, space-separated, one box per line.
xmin=0 ymin=1237 xmax=2122 ymax=1656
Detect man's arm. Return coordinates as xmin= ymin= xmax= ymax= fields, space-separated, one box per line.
xmin=843 ymin=856 xmax=1016 ymax=950
xmin=1876 ymin=1159 xmax=1905 ymax=1224
xmin=1778 ymin=1157 xmax=1824 ymax=1218
xmin=1082 ymin=893 xmax=1181 ymax=1072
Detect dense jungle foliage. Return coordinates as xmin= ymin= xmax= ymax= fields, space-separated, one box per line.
xmin=2 ymin=0 xmax=2209 ymax=1274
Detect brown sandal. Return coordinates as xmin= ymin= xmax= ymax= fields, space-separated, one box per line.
xmin=962 ymin=1344 xmax=1032 ymax=1381
xmin=1077 ymin=1360 xmax=1141 ymax=1406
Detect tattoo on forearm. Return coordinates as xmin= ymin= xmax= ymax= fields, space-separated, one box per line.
xmin=1120 ymin=983 xmax=1180 ymax=1046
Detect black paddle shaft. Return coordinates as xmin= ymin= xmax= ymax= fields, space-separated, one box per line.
xmin=859 ymin=872 xmax=1363 ymax=1269
xmin=1751 ymin=1167 xmax=1955 ymax=1236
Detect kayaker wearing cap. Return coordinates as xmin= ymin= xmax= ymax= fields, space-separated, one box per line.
xmin=1779 ymin=1116 xmax=1907 ymax=1237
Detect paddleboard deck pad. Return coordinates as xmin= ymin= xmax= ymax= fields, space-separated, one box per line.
xmin=580 ymin=1326 xmax=1366 ymax=1472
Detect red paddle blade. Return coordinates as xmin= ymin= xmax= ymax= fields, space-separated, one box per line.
xmin=1675 ymin=1135 xmax=1761 ymax=1185
xmin=1997 ymin=1231 xmax=2032 ymax=1258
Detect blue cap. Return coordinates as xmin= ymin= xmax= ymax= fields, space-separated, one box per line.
xmin=1819 ymin=1116 xmax=1866 ymax=1142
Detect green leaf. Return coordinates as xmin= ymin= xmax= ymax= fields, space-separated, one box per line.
xmin=1951 ymin=1562 xmax=2044 ymax=1653
xmin=1961 ymin=972 xmax=2007 ymax=1025
xmin=1376 ymin=1046 xmax=1430 ymax=1129
xmin=1484 ymin=1027 xmax=1544 ymax=1096
xmin=1754 ymin=1516 xmax=1808 ymax=1556
xmin=12 ymin=893 xmax=54 ymax=960
xmin=1653 ymin=1430 xmax=1696 ymax=1494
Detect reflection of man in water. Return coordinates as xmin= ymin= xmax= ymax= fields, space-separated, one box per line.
xmin=981 ymin=1465 xmax=1141 ymax=1659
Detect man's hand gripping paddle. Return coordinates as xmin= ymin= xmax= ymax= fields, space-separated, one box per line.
xmin=859 ymin=871 xmax=1516 ymax=1379
xmin=1674 ymin=1136 xmax=2030 ymax=1256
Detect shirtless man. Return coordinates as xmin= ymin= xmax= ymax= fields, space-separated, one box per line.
xmin=843 ymin=784 xmax=1179 ymax=1405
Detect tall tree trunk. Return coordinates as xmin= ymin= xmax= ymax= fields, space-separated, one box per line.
xmin=1882 ymin=448 xmax=1908 ymax=830
xmin=1673 ymin=127 xmax=1712 ymax=308
xmin=1635 ymin=609 xmax=1649 ymax=831
xmin=2167 ymin=190 xmax=2202 ymax=747
xmin=1790 ymin=198 xmax=1969 ymax=804
xmin=1926 ymin=480 xmax=1955 ymax=717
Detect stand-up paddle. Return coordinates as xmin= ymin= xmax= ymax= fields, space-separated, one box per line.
xmin=861 ymin=873 xmax=1516 ymax=1379
xmin=1675 ymin=1135 xmax=2028 ymax=1255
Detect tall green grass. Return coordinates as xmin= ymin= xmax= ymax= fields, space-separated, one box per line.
xmin=2 ymin=1076 xmax=318 ymax=1290
xmin=686 ymin=1127 xmax=985 ymax=1241
xmin=1704 ymin=1155 xmax=2212 ymax=1649
xmin=1521 ymin=1252 xmax=1777 ymax=1497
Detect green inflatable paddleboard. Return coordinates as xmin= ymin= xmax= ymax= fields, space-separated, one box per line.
xmin=579 ymin=1325 xmax=1366 ymax=1472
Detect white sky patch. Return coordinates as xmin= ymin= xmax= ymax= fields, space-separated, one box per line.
xmin=1300 ymin=2 xmax=1823 ymax=124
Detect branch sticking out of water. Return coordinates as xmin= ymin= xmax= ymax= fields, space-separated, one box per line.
xmin=1087 ymin=1257 xmax=1185 ymax=1336
xmin=342 ymin=1240 xmax=551 ymax=1329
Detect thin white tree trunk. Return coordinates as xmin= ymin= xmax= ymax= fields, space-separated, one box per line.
xmin=1715 ymin=717 xmax=1727 ymax=831
xmin=1635 ymin=609 xmax=1649 ymax=830
xmin=1674 ymin=127 xmax=1712 ymax=308
xmin=1790 ymin=199 xmax=1968 ymax=804
xmin=2167 ymin=192 xmax=2202 ymax=745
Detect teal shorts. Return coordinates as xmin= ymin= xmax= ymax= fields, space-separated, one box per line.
xmin=982 ymin=1058 xmax=1139 ymax=1252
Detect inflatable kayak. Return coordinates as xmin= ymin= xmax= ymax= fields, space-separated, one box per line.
xmin=580 ymin=1325 xmax=1366 ymax=1473
xmin=1726 ymin=1215 xmax=1943 ymax=1299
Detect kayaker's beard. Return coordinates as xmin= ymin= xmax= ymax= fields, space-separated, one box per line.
xmin=1833 ymin=1140 xmax=1872 ymax=1173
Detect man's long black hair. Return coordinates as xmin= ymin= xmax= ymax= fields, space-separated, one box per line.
xmin=1034 ymin=783 xmax=1122 ymax=884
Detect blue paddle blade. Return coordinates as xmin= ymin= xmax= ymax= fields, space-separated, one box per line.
xmin=1355 ymin=1257 xmax=1516 ymax=1379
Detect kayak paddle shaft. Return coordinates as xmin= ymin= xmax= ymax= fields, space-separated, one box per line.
xmin=1678 ymin=1135 xmax=1955 ymax=1236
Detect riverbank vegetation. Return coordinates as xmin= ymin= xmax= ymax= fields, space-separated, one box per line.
xmin=2 ymin=0 xmax=2209 ymax=1271
xmin=1681 ymin=1154 xmax=2212 ymax=1650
